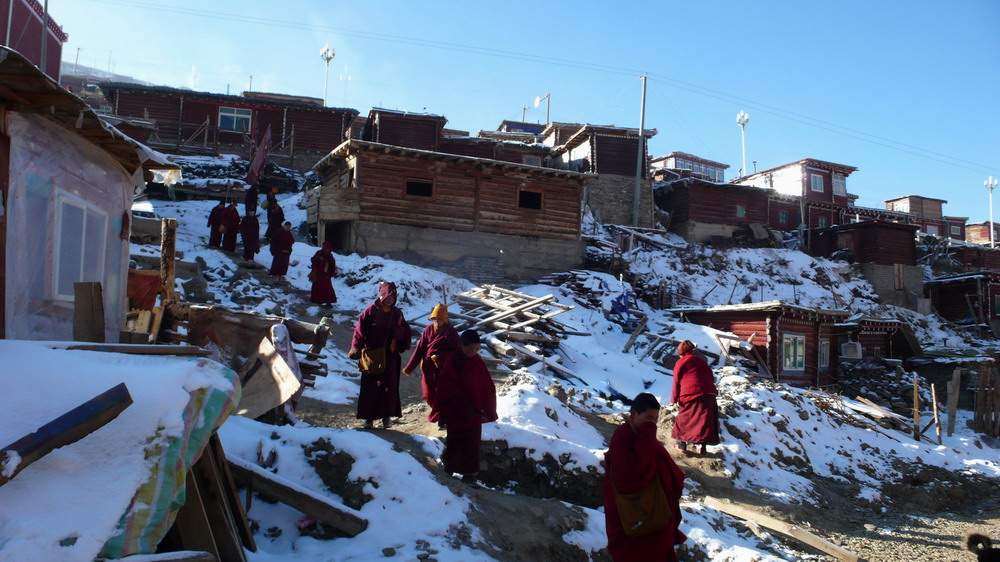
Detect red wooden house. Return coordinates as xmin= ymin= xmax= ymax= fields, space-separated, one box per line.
xmin=808 ymin=220 xmax=919 ymax=265
xmin=97 ymin=82 xmax=359 ymax=168
xmin=0 ymin=0 xmax=67 ymax=80
xmin=653 ymin=177 xmax=772 ymax=243
xmin=884 ymin=195 xmax=966 ymax=240
xmin=651 ymin=151 xmax=729 ymax=182
xmin=675 ymin=301 xmax=920 ymax=388
xmin=925 ymin=272 xmax=1000 ymax=334
xmin=966 ymin=222 xmax=1000 ymax=246
xmin=737 ymin=158 xmax=857 ymax=231
xmin=949 ymin=245 xmax=1000 ymax=273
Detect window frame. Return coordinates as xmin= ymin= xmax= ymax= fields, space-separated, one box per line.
xmin=404 ymin=178 xmax=434 ymax=198
xmin=819 ymin=339 xmax=830 ymax=369
xmin=218 ymin=106 xmax=252 ymax=133
xmin=810 ymin=173 xmax=824 ymax=193
xmin=832 ymin=173 xmax=847 ymax=196
xmin=778 ymin=210 xmax=789 ymax=225
xmin=518 ymin=189 xmax=543 ymax=210
xmin=817 ymin=216 xmax=828 ymax=228
xmin=735 ymin=203 xmax=748 ymax=219
xmin=53 ymin=193 xmax=108 ymax=301
xmin=782 ymin=332 xmax=807 ymax=372
xmin=950 ymin=225 xmax=961 ymax=236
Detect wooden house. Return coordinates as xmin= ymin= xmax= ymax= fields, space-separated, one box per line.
xmin=0 ymin=46 xmax=175 ymax=341
xmin=651 ymin=151 xmax=729 ymax=182
xmin=925 ymin=272 xmax=1000 ymax=334
xmin=308 ymin=139 xmax=586 ymax=282
xmin=97 ymin=82 xmax=359 ymax=169
xmin=949 ymin=245 xmax=1000 ymax=273
xmin=808 ymin=220 xmax=919 ymax=265
xmin=357 ymin=108 xmax=446 ymax=151
xmin=0 ymin=0 xmax=67 ymax=80
xmin=737 ymin=158 xmax=857 ymax=231
xmin=674 ymin=301 xmax=920 ymax=388
xmin=653 ymin=176 xmax=772 ymax=243
xmin=542 ymin=122 xmax=657 ymax=227
xmin=966 ymin=222 xmax=1000 ymax=246
xmin=884 ymin=195 xmax=966 ymax=240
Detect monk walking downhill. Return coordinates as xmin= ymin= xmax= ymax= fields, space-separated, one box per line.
xmin=670 ymin=340 xmax=720 ymax=456
xmin=309 ymin=242 xmax=338 ymax=307
xmin=603 ymin=392 xmax=686 ymax=561
xmin=206 ymin=200 xmax=225 ymax=248
xmin=436 ymin=330 xmax=498 ymax=485
xmin=221 ymin=201 xmax=241 ymax=252
xmin=264 ymin=191 xmax=284 ymax=240
xmin=268 ymin=222 xmax=294 ymax=282
xmin=239 ymin=209 xmax=261 ymax=262
xmin=403 ymin=304 xmax=461 ymax=429
xmin=348 ymin=282 xmax=410 ymax=429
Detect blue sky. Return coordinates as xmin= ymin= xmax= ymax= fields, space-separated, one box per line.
xmin=55 ymin=0 xmax=999 ymax=222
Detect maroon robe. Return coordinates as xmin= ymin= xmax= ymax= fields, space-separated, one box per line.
xmin=403 ymin=323 xmax=461 ymax=422
xmin=265 ymin=199 xmax=284 ymax=239
xmin=244 ymin=185 xmax=258 ymax=216
xmin=207 ymin=204 xmax=225 ymax=248
xmin=603 ymin=421 xmax=686 ymax=561
xmin=352 ymin=301 xmax=411 ymax=420
xmin=239 ymin=215 xmax=260 ymax=261
xmin=309 ymin=250 xmax=338 ymax=304
xmin=670 ymin=353 xmax=720 ymax=445
xmin=268 ymin=229 xmax=294 ymax=276
xmin=221 ymin=205 xmax=241 ymax=252
xmin=437 ymin=352 xmax=497 ymax=475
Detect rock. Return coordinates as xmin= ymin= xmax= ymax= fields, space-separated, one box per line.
xmin=382 ymin=547 xmax=396 ymax=557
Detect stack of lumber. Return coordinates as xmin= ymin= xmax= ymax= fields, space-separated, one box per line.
xmin=450 ymin=285 xmax=589 ymax=382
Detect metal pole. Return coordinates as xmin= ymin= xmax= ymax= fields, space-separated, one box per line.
xmin=521 ymin=105 xmax=526 ymax=121
xmin=989 ymin=176 xmax=996 ymax=249
xmin=40 ymin=0 xmax=48 ymax=74
xmin=740 ymin=124 xmax=747 ymax=178
xmin=5 ymin=0 xmax=13 ymax=47
xmin=545 ymin=95 xmax=550 ymax=125
xmin=632 ymin=73 xmax=647 ymax=227
xmin=74 ymin=48 xmax=80 ymax=74
xmin=323 ymin=60 xmax=330 ymax=106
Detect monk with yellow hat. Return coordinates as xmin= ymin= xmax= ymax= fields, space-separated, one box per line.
xmin=403 ymin=303 xmax=461 ymax=428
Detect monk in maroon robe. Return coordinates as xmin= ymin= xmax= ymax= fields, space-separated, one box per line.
xmin=348 ymin=282 xmax=411 ymax=429
xmin=603 ymin=392 xmax=686 ymax=561
xmin=403 ymin=304 xmax=461 ymax=426
xmin=265 ymin=192 xmax=284 ymax=240
xmin=670 ymin=340 xmax=719 ymax=456
xmin=309 ymin=242 xmax=338 ymax=305
xmin=239 ymin=210 xmax=261 ymax=261
xmin=221 ymin=201 xmax=241 ymax=252
xmin=268 ymin=222 xmax=294 ymax=281
xmin=436 ymin=330 xmax=497 ymax=483
xmin=207 ymin=200 xmax=225 ymax=248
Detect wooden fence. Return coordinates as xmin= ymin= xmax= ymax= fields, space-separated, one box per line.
xmin=973 ymin=364 xmax=1000 ymax=437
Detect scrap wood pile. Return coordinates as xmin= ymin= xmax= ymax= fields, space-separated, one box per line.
xmin=447 ymin=285 xmax=590 ymax=382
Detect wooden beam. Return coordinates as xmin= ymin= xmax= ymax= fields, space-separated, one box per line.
xmin=160 ymin=218 xmax=178 ymax=302
xmin=702 ymin=496 xmax=860 ymax=562
xmin=73 ymin=282 xmax=105 ymax=343
xmin=58 ymin=343 xmax=210 ymax=356
xmin=621 ymin=315 xmax=649 ymax=353
xmin=227 ymin=454 xmax=368 ymax=537
xmin=0 ymin=383 xmax=132 ymax=487
xmin=947 ymin=368 xmax=961 ymax=437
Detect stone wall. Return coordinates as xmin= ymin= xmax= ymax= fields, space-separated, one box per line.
xmin=585 ymin=174 xmax=652 ymax=227
xmin=858 ymin=263 xmax=925 ymax=310
xmin=343 ymin=221 xmax=585 ymax=284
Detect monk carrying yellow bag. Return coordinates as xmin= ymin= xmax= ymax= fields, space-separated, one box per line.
xmin=611 ymin=471 xmax=671 ymax=538
xmin=358 ymin=347 xmax=387 ymax=376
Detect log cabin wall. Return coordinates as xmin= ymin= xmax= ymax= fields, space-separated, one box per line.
xmin=776 ymin=316 xmax=821 ymax=387
xmin=926 ymin=278 xmax=981 ymax=323
xmin=680 ymin=310 xmax=771 ymax=377
xmin=365 ymin=111 xmax=443 ymax=151
xmin=817 ymin=323 xmax=838 ymax=386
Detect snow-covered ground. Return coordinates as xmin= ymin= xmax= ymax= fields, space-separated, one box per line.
xmin=118 ymin=194 xmax=1000 ymax=560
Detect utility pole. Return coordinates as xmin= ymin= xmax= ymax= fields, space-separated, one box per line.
xmin=535 ymin=93 xmax=551 ymax=124
xmin=521 ymin=104 xmax=527 ymax=121
xmin=74 ymin=48 xmax=81 ymax=74
xmin=40 ymin=0 xmax=48 ymax=74
xmin=632 ymin=73 xmax=647 ymax=227
xmin=987 ymin=176 xmax=998 ymax=248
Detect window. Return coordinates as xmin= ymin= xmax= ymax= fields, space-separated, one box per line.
xmin=925 ymin=225 xmax=939 ymax=236
xmin=778 ymin=210 xmax=789 ymax=225
xmin=951 ymin=225 xmax=962 ymax=236
xmin=518 ymin=190 xmax=542 ymax=210
xmin=521 ymin=155 xmax=542 ymax=167
xmin=736 ymin=204 xmax=747 ymax=218
xmin=872 ymin=346 xmax=882 ymax=358
xmin=219 ymin=106 xmax=252 ymax=132
xmin=54 ymin=195 xmax=108 ymax=301
xmin=810 ymin=173 xmax=824 ymax=193
xmin=405 ymin=179 xmax=433 ymax=197
xmin=994 ymin=295 xmax=1000 ymax=317
xmin=782 ymin=333 xmax=806 ymax=372
xmin=832 ymin=173 xmax=846 ymax=196
xmin=818 ymin=216 xmax=828 ymax=228
xmin=819 ymin=339 xmax=830 ymax=369
xmin=893 ymin=201 xmax=910 ymax=213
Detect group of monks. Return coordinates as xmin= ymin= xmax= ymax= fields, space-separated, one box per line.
xmin=205 ymin=192 xmax=338 ymax=306
xmin=347 ymin=282 xmax=498 ymax=485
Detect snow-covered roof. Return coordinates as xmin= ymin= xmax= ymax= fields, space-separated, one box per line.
xmin=669 ymin=299 xmax=849 ymax=317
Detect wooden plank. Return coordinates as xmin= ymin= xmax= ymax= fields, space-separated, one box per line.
xmin=931 ymin=384 xmax=942 ymax=445
xmin=913 ymin=375 xmax=921 ymax=441
xmin=621 ymin=315 xmax=649 ymax=353
xmin=73 ymin=282 xmax=105 ymax=343
xmin=190 ymin=445 xmax=247 ymax=562
xmin=58 ymin=343 xmax=210 ymax=356
xmin=160 ymin=218 xmax=178 ymax=302
xmin=0 ymin=383 xmax=133 ymax=487
xmin=207 ymin=435 xmax=256 ymax=551
xmin=702 ymin=496 xmax=860 ymax=562
xmin=149 ymin=305 xmax=166 ymax=344
xmin=227 ymin=454 xmax=368 ymax=537
xmin=172 ymin=466 xmax=220 ymax=559
xmin=947 ymin=368 xmax=961 ymax=437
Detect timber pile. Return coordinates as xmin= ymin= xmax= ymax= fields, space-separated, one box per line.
xmin=450 ymin=285 xmax=589 ymax=382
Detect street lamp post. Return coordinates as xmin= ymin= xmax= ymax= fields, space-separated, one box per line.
xmin=736 ymin=110 xmax=749 ymax=178
xmin=320 ymin=44 xmax=336 ymax=106
xmin=987 ymin=176 xmax=998 ymax=248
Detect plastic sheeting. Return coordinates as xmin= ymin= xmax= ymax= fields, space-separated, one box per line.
xmin=5 ymin=112 xmax=134 ymax=341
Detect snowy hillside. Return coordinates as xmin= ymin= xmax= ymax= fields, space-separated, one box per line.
xmin=124 ymin=195 xmax=1000 ymax=561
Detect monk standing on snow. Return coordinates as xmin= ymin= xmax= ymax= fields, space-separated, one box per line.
xmin=268 ymin=221 xmax=294 ymax=281
xmin=309 ymin=242 xmax=338 ymax=306
xmin=220 ymin=201 xmax=241 ymax=252
xmin=670 ymin=340 xmax=720 ymax=456
xmin=403 ymin=304 xmax=461 ymax=428
xmin=436 ymin=330 xmax=498 ymax=485
xmin=264 ymin=191 xmax=284 ymax=240
xmin=348 ymin=282 xmax=411 ymax=429
xmin=239 ymin=209 xmax=260 ymax=262
xmin=207 ymin=200 xmax=225 ymax=248
xmin=603 ymin=392 xmax=686 ymax=561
